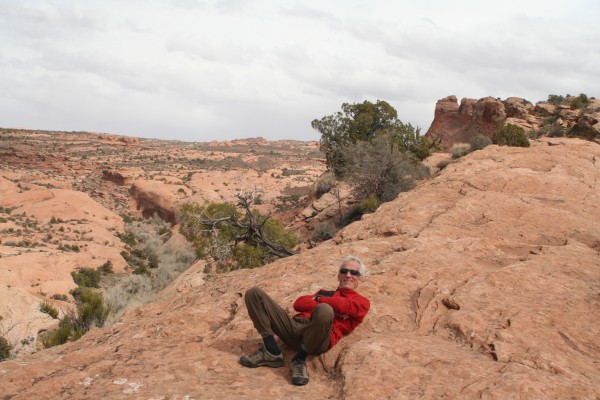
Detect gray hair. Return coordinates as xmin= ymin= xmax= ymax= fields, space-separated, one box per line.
xmin=339 ymin=255 xmax=366 ymax=276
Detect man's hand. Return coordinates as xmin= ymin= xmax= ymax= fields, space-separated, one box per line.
xmin=314 ymin=290 xmax=335 ymax=301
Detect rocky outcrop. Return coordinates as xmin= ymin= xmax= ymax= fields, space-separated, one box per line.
xmin=425 ymin=95 xmax=600 ymax=149
xmin=129 ymin=180 xmax=180 ymax=224
xmin=0 ymin=151 xmax=68 ymax=171
xmin=101 ymin=169 xmax=142 ymax=186
xmin=2 ymin=138 xmax=600 ymax=399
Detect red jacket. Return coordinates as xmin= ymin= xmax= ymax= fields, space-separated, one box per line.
xmin=293 ymin=288 xmax=370 ymax=349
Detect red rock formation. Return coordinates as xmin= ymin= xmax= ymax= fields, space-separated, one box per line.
xmin=425 ymin=95 xmax=600 ymax=149
xmin=425 ymin=96 xmax=513 ymax=149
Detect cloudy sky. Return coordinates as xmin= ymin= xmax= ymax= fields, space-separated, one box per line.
xmin=1 ymin=0 xmax=599 ymax=142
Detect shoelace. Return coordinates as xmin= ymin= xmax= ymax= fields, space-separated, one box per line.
xmin=292 ymin=361 xmax=306 ymax=376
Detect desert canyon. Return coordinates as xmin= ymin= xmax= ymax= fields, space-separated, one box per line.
xmin=1 ymin=95 xmax=600 ymax=399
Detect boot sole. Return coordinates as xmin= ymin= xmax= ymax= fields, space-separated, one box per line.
xmin=291 ymin=377 xmax=309 ymax=386
xmin=239 ymin=358 xmax=284 ymax=368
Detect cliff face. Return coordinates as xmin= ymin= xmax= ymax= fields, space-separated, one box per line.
xmin=425 ymin=95 xmax=600 ymax=150
xmin=2 ymin=138 xmax=600 ymax=399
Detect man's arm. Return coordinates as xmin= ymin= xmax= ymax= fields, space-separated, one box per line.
xmin=293 ymin=293 xmax=319 ymax=313
xmin=317 ymin=293 xmax=370 ymax=320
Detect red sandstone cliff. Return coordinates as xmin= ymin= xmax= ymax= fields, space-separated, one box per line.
xmin=425 ymin=95 xmax=600 ymax=149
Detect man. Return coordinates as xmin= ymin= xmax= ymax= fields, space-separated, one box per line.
xmin=239 ymin=255 xmax=370 ymax=386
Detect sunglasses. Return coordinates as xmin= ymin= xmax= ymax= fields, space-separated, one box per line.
xmin=339 ymin=268 xmax=361 ymax=276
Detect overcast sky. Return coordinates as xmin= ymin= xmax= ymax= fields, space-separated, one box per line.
xmin=1 ymin=0 xmax=599 ymax=142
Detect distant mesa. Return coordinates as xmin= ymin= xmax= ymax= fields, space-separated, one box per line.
xmin=424 ymin=94 xmax=600 ymax=150
xmin=207 ymin=137 xmax=269 ymax=147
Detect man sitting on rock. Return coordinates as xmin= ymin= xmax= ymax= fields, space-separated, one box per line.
xmin=239 ymin=255 xmax=370 ymax=386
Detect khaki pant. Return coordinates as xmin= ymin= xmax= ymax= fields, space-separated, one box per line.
xmin=244 ymin=287 xmax=333 ymax=355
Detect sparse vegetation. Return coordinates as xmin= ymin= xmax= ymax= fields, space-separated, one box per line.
xmin=59 ymin=243 xmax=80 ymax=252
xmin=40 ymin=301 xmax=59 ymax=319
xmin=42 ymin=287 xmax=109 ymax=348
xmin=102 ymin=215 xmax=195 ymax=324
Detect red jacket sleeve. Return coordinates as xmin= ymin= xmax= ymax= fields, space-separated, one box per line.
xmin=293 ymin=292 xmax=319 ymax=313
xmin=317 ymin=291 xmax=370 ymax=320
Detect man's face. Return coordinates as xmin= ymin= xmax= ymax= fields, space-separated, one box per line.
xmin=337 ymin=260 xmax=363 ymax=290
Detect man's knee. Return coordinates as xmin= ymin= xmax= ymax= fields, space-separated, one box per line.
xmin=312 ymin=303 xmax=334 ymax=322
xmin=245 ymin=287 xmax=264 ymax=299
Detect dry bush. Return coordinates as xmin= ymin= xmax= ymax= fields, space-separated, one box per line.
xmin=315 ymin=171 xmax=336 ymax=198
xmin=104 ymin=216 xmax=195 ymax=324
xmin=450 ymin=143 xmax=472 ymax=159
xmin=338 ymin=134 xmax=429 ymax=203
xmin=469 ymin=134 xmax=493 ymax=151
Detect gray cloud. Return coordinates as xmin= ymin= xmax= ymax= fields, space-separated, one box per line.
xmin=0 ymin=0 xmax=599 ymax=141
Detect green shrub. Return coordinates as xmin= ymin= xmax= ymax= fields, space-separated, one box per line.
xmin=262 ymin=218 xmax=298 ymax=250
xmin=117 ymin=231 xmax=137 ymax=247
xmin=59 ymin=243 xmax=80 ymax=252
xmin=469 ymin=134 xmax=493 ymax=151
xmin=41 ymin=320 xmax=72 ymax=348
xmin=569 ymin=93 xmax=590 ymax=109
xmin=71 ymin=267 xmax=101 ymax=288
xmin=178 ymin=200 xmax=296 ymax=271
xmin=312 ymin=222 xmax=338 ymax=242
xmin=361 ymin=193 xmax=379 ymax=213
xmin=312 ymin=100 xmax=433 ymax=175
xmin=547 ymin=94 xmax=565 ymax=106
xmin=43 ymin=288 xmax=109 ymax=348
xmin=51 ymin=293 xmax=69 ymax=301
xmin=40 ymin=301 xmax=59 ymax=319
xmin=546 ymin=126 xmax=565 ymax=137
xmin=282 ymin=168 xmax=306 ymax=176
xmin=98 ymin=260 xmax=113 ymax=274
xmin=0 ymin=336 xmax=11 ymax=360
xmin=230 ymin=245 xmax=264 ymax=271
xmin=492 ymin=123 xmax=530 ymax=147
xmin=133 ymin=265 xmax=150 ymax=276
xmin=75 ymin=289 xmax=109 ymax=332
xmin=436 ymin=159 xmax=452 ymax=170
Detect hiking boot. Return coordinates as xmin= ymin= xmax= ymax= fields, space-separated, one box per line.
xmin=239 ymin=347 xmax=284 ymax=368
xmin=290 ymin=359 xmax=309 ymax=386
